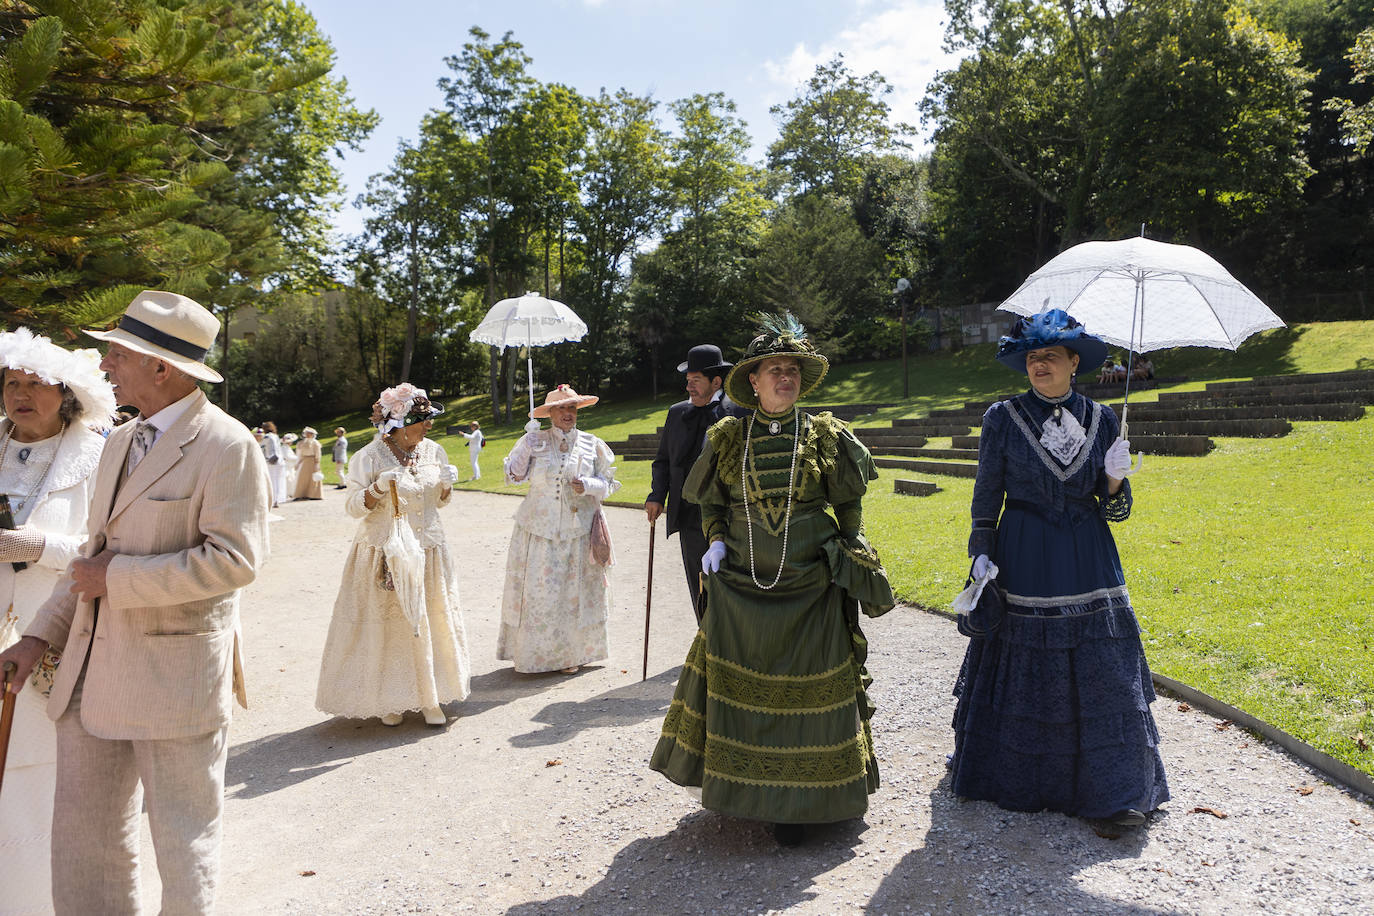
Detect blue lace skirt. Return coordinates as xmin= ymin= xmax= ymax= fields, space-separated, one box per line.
xmin=950 ymin=502 xmax=1170 ymax=818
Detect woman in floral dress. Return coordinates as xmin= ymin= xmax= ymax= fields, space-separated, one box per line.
xmin=498 ymin=385 xmax=619 ymax=675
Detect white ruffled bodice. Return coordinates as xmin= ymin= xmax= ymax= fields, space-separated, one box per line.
xmin=504 ymin=426 xmax=619 ymax=541
xmin=344 ymin=438 xmax=452 ymax=548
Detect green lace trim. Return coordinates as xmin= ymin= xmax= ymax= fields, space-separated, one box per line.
xmin=842 ymin=537 xmax=886 ymax=572
xmin=799 ymin=411 xmax=843 ymax=481
xmin=706 ymin=416 xmax=743 ymax=487
xmin=704 ymin=733 xmax=869 ymax=789
xmin=660 ymin=699 xmax=706 ymax=758
xmin=705 ymin=652 xmax=858 ymax=715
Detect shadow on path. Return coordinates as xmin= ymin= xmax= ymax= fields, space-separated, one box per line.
xmin=226 ymin=716 xmax=444 ymax=800
xmin=505 ymin=809 xmax=864 ymax=915
xmin=508 ymin=668 xmax=679 ymax=748
xmin=865 ymin=772 xmax=1180 ymax=915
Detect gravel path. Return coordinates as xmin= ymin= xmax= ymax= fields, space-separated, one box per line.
xmin=174 ymin=490 xmax=1372 ymax=914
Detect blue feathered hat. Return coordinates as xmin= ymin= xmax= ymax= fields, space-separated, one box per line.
xmin=995 ymin=308 xmax=1109 ymax=374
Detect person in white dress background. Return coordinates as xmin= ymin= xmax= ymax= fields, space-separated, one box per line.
xmin=0 ymin=329 xmax=115 ymax=916
xmin=259 ymin=420 xmax=287 ymax=507
xmin=457 ymin=420 xmax=484 ymax=480
xmin=315 ymin=384 xmax=470 ymax=726
xmin=498 ymin=385 xmax=619 ymax=675
xmin=281 ymin=431 xmax=299 ymax=495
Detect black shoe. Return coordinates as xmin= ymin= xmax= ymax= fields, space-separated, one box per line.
xmin=1110 ymin=808 xmax=1146 ymax=826
xmin=772 ymin=823 xmax=806 ymax=847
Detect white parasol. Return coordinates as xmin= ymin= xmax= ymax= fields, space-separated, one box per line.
xmin=468 ymin=292 xmax=588 ymax=417
xmin=998 ymin=235 xmax=1285 ymax=434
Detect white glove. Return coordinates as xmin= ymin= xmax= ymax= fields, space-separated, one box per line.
xmin=701 ymin=540 xmax=727 ymax=575
xmin=524 ymin=419 xmax=541 ymax=434
xmin=1104 ymin=437 xmax=1140 ymax=479
xmin=375 ymin=467 xmax=422 ymax=497
xmin=577 ymin=476 xmax=608 ymax=500
xmin=971 ymin=554 xmax=993 ymax=581
xmin=441 ymin=464 xmax=459 ymax=485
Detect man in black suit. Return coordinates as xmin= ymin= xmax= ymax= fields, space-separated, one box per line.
xmin=645 ymin=344 xmax=742 ymax=621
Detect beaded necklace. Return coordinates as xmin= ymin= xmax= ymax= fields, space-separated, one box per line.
xmin=0 ymin=419 xmax=67 ymax=517
xmin=741 ymin=411 xmax=800 ymax=590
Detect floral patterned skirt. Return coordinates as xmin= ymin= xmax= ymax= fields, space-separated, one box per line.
xmin=497 ymin=525 xmax=610 ymax=673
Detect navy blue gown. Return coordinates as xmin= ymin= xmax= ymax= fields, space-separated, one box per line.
xmin=950 ymin=389 xmax=1170 ymax=819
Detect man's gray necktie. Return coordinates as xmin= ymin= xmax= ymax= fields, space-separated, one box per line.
xmin=126 ymin=420 xmax=155 ymax=475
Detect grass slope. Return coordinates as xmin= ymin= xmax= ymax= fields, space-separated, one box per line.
xmin=309 ymin=320 xmax=1374 ymax=775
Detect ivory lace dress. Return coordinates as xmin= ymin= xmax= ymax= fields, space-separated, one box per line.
xmin=315 ymin=438 xmax=471 ymax=717
xmin=498 ymin=426 xmax=619 ymax=673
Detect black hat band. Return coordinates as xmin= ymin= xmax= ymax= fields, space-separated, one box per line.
xmin=117 ymin=315 xmax=209 ymax=362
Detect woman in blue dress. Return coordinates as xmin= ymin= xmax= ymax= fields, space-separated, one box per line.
xmin=950 ymin=309 xmax=1169 ymax=827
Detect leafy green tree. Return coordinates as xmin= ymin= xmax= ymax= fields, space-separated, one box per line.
xmin=625 ymin=91 xmax=767 ymax=392
xmin=1330 ymin=26 xmax=1374 ymax=151
xmin=438 ymin=27 xmax=542 ymax=418
xmin=924 ymin=0 xmax=1312 ymax=303
xmin=0 ymin=0 xmax=370 ymax=338
xmin=768 ymin=55 xmax=912 ymax=199
xmin=747 ymin=194 xmax=888 ymax=359
xmin=569 ymin=89 xmax=671 ymax=389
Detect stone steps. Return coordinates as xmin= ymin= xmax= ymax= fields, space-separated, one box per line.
xmin=894 ymin=479 xmax=941 ymax=496
xmin=1204 ymin=369 xmax=1374 ymax=391
xmin=875 ymin=457 xmax=979 ymax=479
xmin=949 ymin=433 xmax=1213 ymax=456
xmin=1126 ymin=404 xmax=1365 ymax=423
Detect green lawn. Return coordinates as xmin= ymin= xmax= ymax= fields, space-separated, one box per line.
xmin=310 ymin=320 xmax=1374 ymax=775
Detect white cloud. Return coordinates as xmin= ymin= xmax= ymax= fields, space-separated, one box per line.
xmin=762 ymin=0 xmax=964 ymax=147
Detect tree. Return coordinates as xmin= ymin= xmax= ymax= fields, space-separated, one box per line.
xmin=0 ymin=0 xmax=371 ymax=337
xmin=747 ymin=194 xmax=888 ymax=360
xmin=923 ymin=0 xmax=1312 ymax=303
xmin=569 ymin=89 xmax=672 ymax=390
xmin=1329 ymin=26 xmax=1374 ymax=151
xmin=768 ymin=55 xmax=912 ymax=199
xmin=439 ymin=27 xmax=537 ymax=419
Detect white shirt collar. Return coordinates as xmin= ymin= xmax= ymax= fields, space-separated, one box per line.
xmin=141 ymin=389 xmax=199 ymax=437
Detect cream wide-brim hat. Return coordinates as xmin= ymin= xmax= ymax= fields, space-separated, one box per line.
xmin=84 ymin=289 xmax=223 ymax=384
xmin=529 ymin=384 xmax=599 ymax=419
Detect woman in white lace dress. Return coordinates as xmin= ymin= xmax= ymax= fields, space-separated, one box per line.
xmin=315 ymin=384 xmax=470 ymax=726
xmin=499 ymin=385 xmax=619 ymax=675
xmin=0 ymin=329 xmax=115 ymax=916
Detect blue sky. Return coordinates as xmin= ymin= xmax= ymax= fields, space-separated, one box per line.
xmin=307 ymin=0 xmax=960 ymax=236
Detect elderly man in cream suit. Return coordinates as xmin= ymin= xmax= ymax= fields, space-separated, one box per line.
xmin=0 ymin=290 xmax=272 ymax=915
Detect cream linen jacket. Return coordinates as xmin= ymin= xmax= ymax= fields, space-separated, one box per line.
xmin=25 ymin=390 xmax=273 ymax=740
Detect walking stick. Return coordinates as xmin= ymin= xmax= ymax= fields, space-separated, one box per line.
xmin=0 ymin=661 xmax=16 ymax=796
xmin=642 ymin=521 xmax=655 ymax=682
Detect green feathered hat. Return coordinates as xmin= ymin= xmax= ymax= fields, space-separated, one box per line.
xmin=723 ymin=312 xmax=830 ymax=408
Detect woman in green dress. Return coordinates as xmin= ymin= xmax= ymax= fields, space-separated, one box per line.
xmin=650 ymin=314 xmax=895 ymax=846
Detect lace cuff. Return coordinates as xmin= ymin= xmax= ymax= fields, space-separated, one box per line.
xmin=1101 ymin=478 xmax=1132 ymax=522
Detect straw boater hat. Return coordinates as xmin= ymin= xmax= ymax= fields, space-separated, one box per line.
xmin=0 ymin=328 xmax=117 ymax=427
xmin=529 ymin=384 xmax=599 ymax=419
xmin=995 ymin=308 xmax=1109 ymax=374
xmin=84 ymin=289 xmax=223 ymax=384
xmin=723 ymin=312 xmax=829 ymax=409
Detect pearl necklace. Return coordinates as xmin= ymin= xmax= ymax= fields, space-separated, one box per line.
xmin=741 ymin=412 xmax=800 ymax=590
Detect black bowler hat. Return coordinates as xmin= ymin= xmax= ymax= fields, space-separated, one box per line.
xmin=677 ymin=344 xmax=733 ymax=377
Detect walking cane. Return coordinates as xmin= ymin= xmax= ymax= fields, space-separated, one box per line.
xmin=0 ymin=661 xmax=17 ymax=795
xmin=642 ymin=521 xmax=655 ymax=682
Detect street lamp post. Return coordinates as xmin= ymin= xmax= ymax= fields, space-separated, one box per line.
xmin=895 ymin=278 xmax=911 ymax=399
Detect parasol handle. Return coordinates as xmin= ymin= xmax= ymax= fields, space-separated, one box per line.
xmin=390 ymin=479 xmax=401 ymax=518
